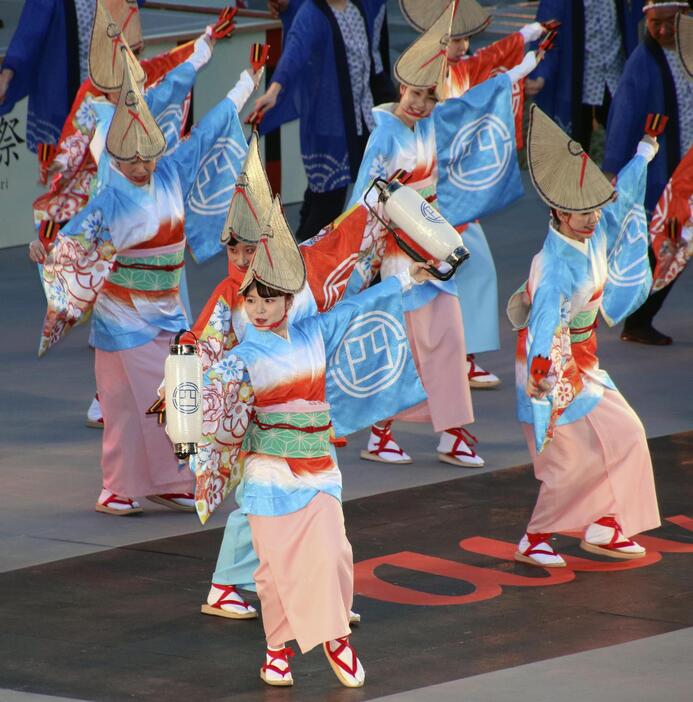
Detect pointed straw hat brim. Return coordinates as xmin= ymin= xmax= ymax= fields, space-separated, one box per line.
xmin=676 ymin=13 xmax=693 ymax=78
xmin=90 ymin=0 xmax=144 ymax=92
xmin=399 ymin=0 xmax=491 ymax=37
xmin=394 ymin=2 xmax=454 ymax=94
xmin=121 ymin=0 xmax=144 ymax=50
xmin=527 ymin=105 xmax=615 ymax=213
xmin=104 ymin=0 xmax=143 ymax=50
xmin=106 ymin=52 xmax=166 ymax=162
xmin=240 ymin=197 xmax=306 ymax=295
xmin=221 ymin=131 xmax=274 ymax=245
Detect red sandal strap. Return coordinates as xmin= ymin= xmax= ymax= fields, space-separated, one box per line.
xmin=523 ymin=533 xmax=557 ymax=556
xmin=262 ymin=647 xmax=295 ymax=677
xmin=156 ymin=492 xmax=194 ymax=500
xmin=327 ymin=637 xmax=358 ymax=677
xmin=370 ymin=423 xmax=406 ymax=457
xmin=444 ymin=427 xmax=479 ymax=458
xmin=467 ymin=354 xmax=489 ymax=380
xmin=210 ymin=584 xmax=252 ymax=609
xmin=593 ymin=516 xmax=636 ymax=549
xmin=101 ymin=494 xmax=135 ymax=508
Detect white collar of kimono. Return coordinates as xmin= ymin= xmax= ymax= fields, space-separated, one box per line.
xmin=108 ymin=160 xmax=155 ymax=196
xmin=550 ymin=223 xmax=590 ymax=255
xmin=373 ymin=103 xmax=426 ymax=133
xmin=244 ymin=320 xmax=291 ymax=344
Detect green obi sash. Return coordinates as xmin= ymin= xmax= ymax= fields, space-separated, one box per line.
xmin=109 ymin=250 xmax=185 ymax=292
xmin=243 ymin=409 xmax=332 ymax=458
xmin=570 ymin=307 xmax=599 ymax=344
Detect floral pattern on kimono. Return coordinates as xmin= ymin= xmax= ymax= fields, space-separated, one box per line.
xmin=650 ymin=145 xmax=693 ymax=292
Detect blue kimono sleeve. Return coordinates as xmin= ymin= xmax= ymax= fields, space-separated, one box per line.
xmin=0 ymin=0 xmax=56 ymax=111
xmin=526 ymin=276 xmax=563 ymax=380
xmin=145 ymin=61 xmax=196 ymax=150
xmin=603 ymin=57 xmax=650 ymax=177
xmin=599 ymin=154 xmax=652 ymax=325
xmin=60 ymin=190 xmax=114 ymax=243
xmin=312 ymin=275 xmax=427 ymax=436
xmin=524 ymin=270 xmax=565 ymax=450
xmin=347 ymin=127 xmax=395 ymax=208
xmin=165 ymin=97 xmax=243 ymax=197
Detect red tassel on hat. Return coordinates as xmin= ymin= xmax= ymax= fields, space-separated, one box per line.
xmin=210 ymin=6 xmax=238 ymax=40
xmin=645 ymin=113 xmax=669 ymax=137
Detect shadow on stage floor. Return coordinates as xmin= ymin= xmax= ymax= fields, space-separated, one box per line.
xmin=1 ymin=433 xmax=692 ymax=702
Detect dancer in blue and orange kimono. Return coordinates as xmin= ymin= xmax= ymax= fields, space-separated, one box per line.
xmin=399 ymin=0 xmax=547 ymax=388
xmin=348 ymin=2 xmax=543 ymax=467
xmin=191 ymin=192 xmax=433 ymax=687
xmin=190 ymin=131 xmax=380 ymax=621
xmin=32 ymin=0 xmax=237 ymax=428
xmin=507 ymin=106 xmax=661 ymax=568
xmin=29 ymin=52 xmax=261 ymax=516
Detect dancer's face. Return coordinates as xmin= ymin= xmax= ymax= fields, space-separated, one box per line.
xmin=116 ymin=157 xmax=156 ymax=186
xmin=396 ymin=86 xmax=437 ymax=127
xmin=556 ymin=209 xmax=602 ymax=241
xmin=244 ymin=287 xmax=292 ymax=330
xmin=447 ymin=36 xmax=470 ymax=62
xmin=227 ymin=241 xmax=257 ymax=271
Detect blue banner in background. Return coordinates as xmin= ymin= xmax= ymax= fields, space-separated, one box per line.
xmin=434 ymin=74 xmax=523 ymax=225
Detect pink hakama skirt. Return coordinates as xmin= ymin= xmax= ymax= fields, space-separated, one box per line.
xmin=248 ymin=492 xmax=353 ymax=653
xmin=95 ymin=333 xmax=194 ymax=498
xmin=396 ymin=292 xmax=474 ymax=432
xmin=523 ymin=390 xmax=661 ymax=537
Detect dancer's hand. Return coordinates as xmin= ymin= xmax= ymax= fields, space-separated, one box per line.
xmin=247 ymin=82 xmax=280 ymax=124
xmin=409 ymin=260 xmax=436 ymax=283
xmin=526 ymin=376 xmax=551 ymax=399
xmin=28 ymin=238 xmax=49 ymax=264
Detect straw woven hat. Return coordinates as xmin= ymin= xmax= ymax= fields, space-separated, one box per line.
xmin=676 ymin=13 xmax=693 ymax=78
xmin=89 ymin=0 xmax=144 ymax=92
xmin=400 ymin=0 xmax=491 ymax=38
xmin=221 ymin=131 xmax=274 ymax=245
xmin=527 ymin=105 xmax=615 ymax=213
xmin=394 ymin=2 xmax=455 ymax=100
xmin=104 ymin=0 xmax=143 ymax=52
xmin=240 ymin=196 xmax=307 ymax=295
xmin=106 ymin=52 xmax=166 ymax=162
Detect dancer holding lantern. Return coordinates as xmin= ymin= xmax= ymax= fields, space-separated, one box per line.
xmin=348 ymin=2 xmax=543 ymax=467
xmin=29 ymin=53 xmax=262 ymax=516
xmin=507 ymin=106 xmax=661 ymax=568
xmin=191 ymin=190 xmax=433 ymax=687
xmin=191 ymin=131 xmax=382 ymax=620
xmin=399 ymin=0 xmax=549 ymax=389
